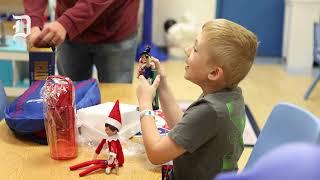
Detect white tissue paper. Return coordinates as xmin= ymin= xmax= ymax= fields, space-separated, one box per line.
xmin=77 ymin=102 xmax=145 ymax=155
xmin=77 ymin=102 xmax=141 ymax=140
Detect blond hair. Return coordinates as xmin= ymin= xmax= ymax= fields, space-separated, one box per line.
xmin=202 ymin=19 xmax=258 ymax=87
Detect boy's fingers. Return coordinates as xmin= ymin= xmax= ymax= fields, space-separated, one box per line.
xmin=138 ymin=75 xmax=148 ymax=83
xmin=150 ymin=62 xmax=156 ymax=69
xmin=138 ymin=58 xmax=145 ymax=65
xmin=137 ymin=64 xmax=145 ymax=72
xmin=151 ymin=57 xmax=160 ymax=69
xmin=138 ymin=75 xmax=145 ymax=80
xmin=152 ymin=75 xmax=161 ymax=89
xmin=137 ymin=64 xmax=146 ymax=77
xmin=151 ymin=57 xmax=160 ymax=63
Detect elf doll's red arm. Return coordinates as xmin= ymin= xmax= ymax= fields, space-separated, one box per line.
xmin=93 ymin=139 xmax=106 ymax=159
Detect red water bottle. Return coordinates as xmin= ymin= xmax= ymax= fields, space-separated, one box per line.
xmin=42 ymin=75 xmax=77 ymax=160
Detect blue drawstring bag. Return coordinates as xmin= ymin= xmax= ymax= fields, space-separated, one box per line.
xmin=4 ymin=79 xmax=101 ymax=144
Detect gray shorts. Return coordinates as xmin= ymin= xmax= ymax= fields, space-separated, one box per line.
xmin=56 ymin=33 xmax=138 ymax=83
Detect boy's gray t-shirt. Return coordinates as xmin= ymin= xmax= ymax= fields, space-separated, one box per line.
xmin=168 ymin=87 xmax=246 ymax=180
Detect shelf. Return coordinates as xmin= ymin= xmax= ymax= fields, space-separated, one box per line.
xmin=0 ymin=36 xmax=28 ymax=97
xmin=0 ymin=51 xmax=28 ymax=61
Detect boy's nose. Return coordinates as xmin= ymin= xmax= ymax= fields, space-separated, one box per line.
xmin=184 ymin=47 xmax=191 ymax=57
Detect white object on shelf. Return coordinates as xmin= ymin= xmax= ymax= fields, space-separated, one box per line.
xmin=152 ymin=0 xmax=216 ymax=46
xmin=166 ymin=13 xmax=201 ymax=59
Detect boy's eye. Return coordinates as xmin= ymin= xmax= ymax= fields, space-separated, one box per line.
xmin=193 ymin=46 xmax=198 ymax=52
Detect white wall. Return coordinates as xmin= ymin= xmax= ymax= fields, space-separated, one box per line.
xmin=283 ymin=0 xmax=320 ymax=74
xmin=152 ymin=0 xmax=216 ymax=46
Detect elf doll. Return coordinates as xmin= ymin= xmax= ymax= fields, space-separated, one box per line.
xmin=69 ymin=100 xmax=124 ymax=177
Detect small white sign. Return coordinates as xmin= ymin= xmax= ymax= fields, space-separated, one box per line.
xmin=12 ymin=15 xmax=31 ymax=41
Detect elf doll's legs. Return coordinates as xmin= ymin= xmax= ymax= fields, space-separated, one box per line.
xmin=70 ymin=160 xmax=107 ymax=176
xmin=79 ymin=164 xmax=107 ymax=177
xmin=70 ymin=160 xmax=105 ymax=170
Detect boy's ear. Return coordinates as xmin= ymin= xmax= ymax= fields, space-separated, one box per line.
xmin=208 ymin=66 xmax=223 ymax=81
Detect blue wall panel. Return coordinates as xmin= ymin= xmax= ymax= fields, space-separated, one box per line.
xmin=216 ymin=0 xmax=285 ymax=57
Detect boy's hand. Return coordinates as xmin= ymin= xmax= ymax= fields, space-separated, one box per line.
xmin=137 ymin=57 xmax=166 ymax=78
xmin=150 ymin=58 xmax=166 ymax=78
xmin=136 ymin=75 xmax=160 ymax=109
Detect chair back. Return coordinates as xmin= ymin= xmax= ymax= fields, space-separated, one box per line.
xmin=245 ymin=103 xmax=320 ymax=169
xmin=215 ymin=143 xmax=320 ymax=180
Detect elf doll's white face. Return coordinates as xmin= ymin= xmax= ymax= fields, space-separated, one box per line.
xmin=105 ymin=125 xmax=117 ymax=136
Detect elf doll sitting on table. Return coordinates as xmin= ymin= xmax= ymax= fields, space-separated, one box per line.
xmin=69 ymin=100 xmax=124 ymax=177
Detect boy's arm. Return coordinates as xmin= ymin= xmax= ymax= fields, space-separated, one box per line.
xmin=140 ymin=100 xmax=219 ymax=165
xmin=137 ymin=73 xmax=185 ymax=164
xmin=151 ymin=58 xmax=183 ymax=128
xmin=158 ymin=77 xmax=184 ymax=128
xmin=140 ymin=106 xmax=186 ymax=165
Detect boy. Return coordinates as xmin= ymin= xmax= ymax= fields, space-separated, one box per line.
xmin=136 ymin=19 xmax=258 ymax=180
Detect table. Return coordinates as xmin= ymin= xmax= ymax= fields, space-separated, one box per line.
xmin=0 ymin=83 xmax=162 ymax=180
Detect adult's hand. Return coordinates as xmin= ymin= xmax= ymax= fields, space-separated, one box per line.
xmin=33 ymin=21 xmax=67 ymax=47
xmin=27 ymin=26 xmax=42 ymax=48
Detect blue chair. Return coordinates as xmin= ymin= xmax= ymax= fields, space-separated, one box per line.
xmin=214 ymin=103 xmax=320 ymax=180
xmin=0 ymin=80 xmax=7 ymax=120
xmin=245 ymin=103 xmax=320 ymax=169
xmin=215 ymin=143 xmax=320 ymax=180
xmin=304 ymin=22 xmax=320 ymax=100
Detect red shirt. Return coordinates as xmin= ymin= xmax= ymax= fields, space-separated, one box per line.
xmin=23 ymin=0 xmax=139 ymax=44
